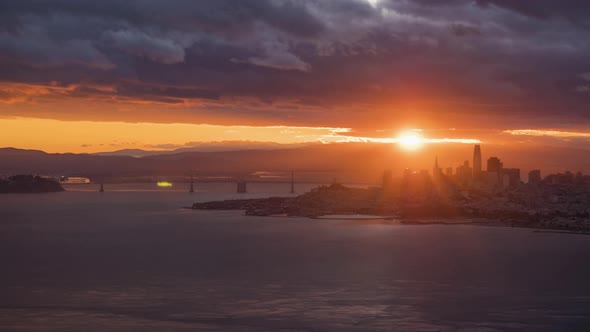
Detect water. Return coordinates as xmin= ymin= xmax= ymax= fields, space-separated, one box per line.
xmin=2 ymin=183 xmax=590 ymax=331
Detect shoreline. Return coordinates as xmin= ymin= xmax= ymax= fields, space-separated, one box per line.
xmin=190 ymin=183 xmax=590 ymax=235
xmin=189 ymin=208 xmax=590 ymax=235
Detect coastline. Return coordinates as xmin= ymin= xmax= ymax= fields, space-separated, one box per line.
xmin=195 ymin=208 xmax=590 ymax=235
xmin=0 ymin=175 xmax=65 ymax=194
xmin=190 ymin=182 xmax=590 ymax=235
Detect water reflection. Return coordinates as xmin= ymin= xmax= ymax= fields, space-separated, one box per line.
xmin=1 ymin=183 xmax=590 ymax=331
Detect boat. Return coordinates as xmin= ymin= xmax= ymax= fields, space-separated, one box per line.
xmin=60 ymin=176 xmax=91 ymax=184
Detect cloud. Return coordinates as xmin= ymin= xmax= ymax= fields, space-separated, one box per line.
xmin=144 ymin=140 xmax=313 ymax=152
xmin=103 ymin=29 xmax=190 ymax=64
xmin=504 ymin=129 xmax=590 ymax=138
xmin=0 ymin=29 xmax=113 ymax=70
xmin=448 ymin=23 xmax=481 ymax=37
xmin=474 ymin=0 xmax=590 ymax=23
xmin=0 ymin=0 xmax=589 ymax=131
xmin=231 ymin=39 xmax=311 ymax=72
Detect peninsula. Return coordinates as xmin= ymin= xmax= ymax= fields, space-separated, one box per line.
xmin=193 ymin=181 xmax=590 ymax=233
xmin=194 ymin=144 xmax=590 ymax=234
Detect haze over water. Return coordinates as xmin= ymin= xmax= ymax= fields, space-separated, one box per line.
xmin=2 ymin=183 xmax=590 ymax=331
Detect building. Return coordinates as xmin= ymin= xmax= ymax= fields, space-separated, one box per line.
xmin=455 ymin=160 xmax=472 ymax=186
xmin=432 ymin=157 xmax=443 ymax=179
xmin=402 ymin=168 xmax=432 ymax=197
xmin=502 ymin=168 xmax=521 ymax=187
xmin=487 ymin=157 xmax=503 ymax=173
xmin=546 ymin=172 xmax=575 ymax=185
xmin=528 ymin=170 xmax=541 ymax=184
xmin=484 ymin=171 xmax=500 ymax=188
xmin=382 ymin=170 xmax=393 ymax=189
xmin=445 ymin=167 xmax=453 ymax=177
xmin=473 ymin=144 xmax=482 ymax=181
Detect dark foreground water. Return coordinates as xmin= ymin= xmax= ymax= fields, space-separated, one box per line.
xmin=2 ymin=183 xmax=590 ymax=331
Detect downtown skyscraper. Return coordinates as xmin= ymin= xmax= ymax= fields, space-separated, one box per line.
xmin=473 ymin=144 xmax=482 ymax=181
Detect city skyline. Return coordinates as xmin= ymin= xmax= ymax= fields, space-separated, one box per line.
xmin=3 ymin=142 xmax=590 ymax=187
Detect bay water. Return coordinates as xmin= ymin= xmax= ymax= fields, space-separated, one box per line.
xmin=1 ymin=183 xmax=590 ymax=331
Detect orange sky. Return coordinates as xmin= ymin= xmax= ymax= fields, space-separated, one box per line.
xmin=1 ymin=0 xmax=589 ymax=158
xmin=2 ymin=115 xmax=590 ymax=155
xmin=0 ymin=117 xmax=339 ymax=153
xmin=0 ymin=117 xmax=485 ymax=153
xmin=5 ymin=115 xmax=590 ymax=177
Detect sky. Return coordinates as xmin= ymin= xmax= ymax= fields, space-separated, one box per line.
xmin=1 ymin=0 xmax=590 ymax=154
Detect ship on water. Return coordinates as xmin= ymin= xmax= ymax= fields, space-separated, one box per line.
xmin=59 ymin=176 xmax=91 ymax=184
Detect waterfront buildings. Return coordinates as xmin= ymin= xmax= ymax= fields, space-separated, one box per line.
xmin=409 ymin=146 xmax=523 ymax=190
xmin=484 ymin=156 xmax=514 ymax=188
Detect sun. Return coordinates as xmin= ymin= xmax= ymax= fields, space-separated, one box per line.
xmin=397 ymin=132 xmax=424 ymax=150
xmin=366 ymin=0 xmax=379 ymax=8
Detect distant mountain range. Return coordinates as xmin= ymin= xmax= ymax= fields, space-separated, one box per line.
xmin=2 ymin=143 xmax=589 ymax=183
xmin=92 ymin=142 xmax=312 ymax=158
xmin=92 ymin=149 xmax=165 ymax=158
xmin=0 ymin=144 xmax=406 ymax=183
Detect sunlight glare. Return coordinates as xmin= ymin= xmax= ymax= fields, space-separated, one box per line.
xmin=397 ymin=132 xmax=424 ymax=150
xmin=367 ymin=0 xmax=379 ymax=8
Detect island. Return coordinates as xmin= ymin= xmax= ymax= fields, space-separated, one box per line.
xmin=0 ymin=175 xmax=65 ymax=193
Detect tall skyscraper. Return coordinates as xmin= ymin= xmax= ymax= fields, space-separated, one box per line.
xmin=432 ymin=156 xmax=443 ymax=179
xmin=473 ymin=144 xmax=482 ymax=180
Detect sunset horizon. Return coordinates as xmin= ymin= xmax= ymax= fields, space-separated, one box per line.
xmin=2 ymin=0 xmax=590 ymax=159
xmin=3 ymin=1 xmax=590 ymax=331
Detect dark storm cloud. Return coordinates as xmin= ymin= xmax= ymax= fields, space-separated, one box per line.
xmin=475 ymin=0 xmax=590 ymax=23
xmin=0 ymin=0 xmax=325 ymax=37
xmin=448 ymin=23 xmax=481 ymax=37
xmin=0 ymin=0 xmax=589 ymax=129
